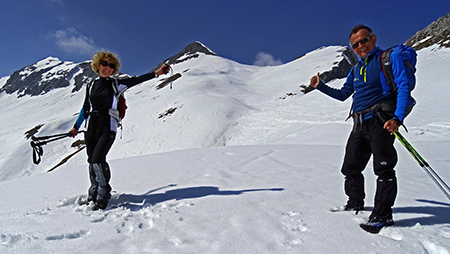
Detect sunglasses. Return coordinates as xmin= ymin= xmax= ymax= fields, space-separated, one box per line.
xmin=100 ymin=61 xmax=116 ymax=69
xmin=351 ymin=37 xmax=370 ymax=49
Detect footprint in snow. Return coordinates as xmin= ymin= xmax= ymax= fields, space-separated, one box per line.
xmin=281 ymin=211 xmax=308 ymax=247
xmin=45 ymin=230 xmax=90 ymax=241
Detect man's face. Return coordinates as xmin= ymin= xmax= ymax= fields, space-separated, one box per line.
xmin=350 ymin=29 xmax=377 ymax=59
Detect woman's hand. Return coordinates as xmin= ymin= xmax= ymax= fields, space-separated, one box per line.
xmin=68 ymin=128 xmax=78 ymax=138
xmin=156 ymin=64 xmax=171 ymax=76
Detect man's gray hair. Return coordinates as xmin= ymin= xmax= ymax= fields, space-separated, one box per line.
xmin=349 ymin=24 xmax=374 ymax=40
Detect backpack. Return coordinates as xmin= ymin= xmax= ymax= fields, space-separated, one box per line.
xmin=381 ymin=44 xmax=417 ymax=97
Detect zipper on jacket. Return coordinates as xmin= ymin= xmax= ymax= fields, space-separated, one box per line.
xmin=359 ymin=58 xmax=368 ymax=83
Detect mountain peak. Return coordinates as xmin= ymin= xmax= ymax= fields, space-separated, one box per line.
xmin=405 ymin=12 xmax=450 ymax=50
xmin=158 ymin=41 xmax=217 ymax=67
xmin=184 ymin=41 xmax=216 ymax=56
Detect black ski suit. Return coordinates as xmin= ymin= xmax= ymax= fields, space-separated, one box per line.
xmin=73 ymin=71 xmax=157 ymax=204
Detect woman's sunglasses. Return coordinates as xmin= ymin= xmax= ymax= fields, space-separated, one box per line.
xmin=100 ymin=61 xmax=116 ymax=69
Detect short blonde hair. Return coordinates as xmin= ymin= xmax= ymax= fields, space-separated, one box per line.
xmin=91 ymin=51 xmax=121 ymax=75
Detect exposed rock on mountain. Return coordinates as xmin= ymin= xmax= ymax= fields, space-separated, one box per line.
xmin=405 ymin=12 xmax=450 ymax=50
xmin=0 ymin=42 xmax=217 ymax=98
xmin=1 ymin=41 xmax=356 ymax=98
xmin=300 ymin=46 xmax=358 ymax=94
xmin=319 ymin=46 xmax=358 ymax=83
xmin=152 ymin=41 xmax=217 ymax=72
xmin=0 ymin=57 xmax=95 ymax=97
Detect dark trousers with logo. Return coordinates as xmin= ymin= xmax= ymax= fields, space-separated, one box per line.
xmin=341 ymin=116 xmax=398 ymax=219
xmin=84 ymin=115 xmax=116 ymax=202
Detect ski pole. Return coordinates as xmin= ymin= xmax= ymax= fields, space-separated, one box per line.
xmin=31 ymin=133 xmax=71 ymax=145
xmin=30 ymin=131 xmax=83 ymax=164
xmin=374 ymin=111 xmax=450 ymax=200
xmin=394 ymin=131 xmax=450 ymax=200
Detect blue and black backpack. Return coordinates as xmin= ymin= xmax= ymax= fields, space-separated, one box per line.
xmin=381 ymin=44 xmax=417 ymax=99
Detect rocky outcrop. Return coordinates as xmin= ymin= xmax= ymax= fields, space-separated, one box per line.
xmin=319 ymin=46 xmax=358 ymax=83
xmin=405 ymin=12 xmax=450 ymax=50
xmin=300 ymin=46 xmax=358 ymax=94
xmin=0 ymin=57 xmax=95 ymax=97
xmin=152 ymin=41 xmax=217 ymax=72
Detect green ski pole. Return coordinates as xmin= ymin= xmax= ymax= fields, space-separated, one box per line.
xmin=394 ymin=131 xmax=450 ymax=201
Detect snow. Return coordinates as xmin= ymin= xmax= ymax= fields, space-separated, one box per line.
xmin=413 ymin=36 xmax=433 ymax=48
xmin=18 ymin=57 xmax=65 ymax=78
xmin=0 ymin=45 xmax=449 ymax=253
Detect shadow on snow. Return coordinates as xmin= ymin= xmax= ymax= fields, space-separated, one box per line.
xmin=108 ymin=184 xmax=284 ymax=211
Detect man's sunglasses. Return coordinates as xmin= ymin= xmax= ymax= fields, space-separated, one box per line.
xmin=351 ymin=37 xmax=370 ymax=49
xmin=100 ymin=61 xmax=116 ymax=69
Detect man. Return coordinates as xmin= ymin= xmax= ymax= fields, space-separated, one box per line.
xmin=309 ymin=24 xmax=412 ymax=230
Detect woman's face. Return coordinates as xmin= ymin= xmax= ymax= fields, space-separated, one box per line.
xmin=98 ymin=60 xmax=115 ymax=78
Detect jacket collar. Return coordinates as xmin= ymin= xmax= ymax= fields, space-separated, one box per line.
xmin=358 ymin=47 xmax=382 ymax=63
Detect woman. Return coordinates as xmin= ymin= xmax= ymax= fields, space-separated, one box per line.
xmin=69 ymin=51 xmax=170 ymax=210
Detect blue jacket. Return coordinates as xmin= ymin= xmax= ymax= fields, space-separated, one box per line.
xmin=317 ymin=47 xmax=411 ymax=123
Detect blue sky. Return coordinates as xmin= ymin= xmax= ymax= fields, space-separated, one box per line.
xmin=1 ymin=0 xmax=449 ymax=78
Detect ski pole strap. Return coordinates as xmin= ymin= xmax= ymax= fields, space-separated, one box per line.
xmin=31 ymin=141 xmax=44 ymax=164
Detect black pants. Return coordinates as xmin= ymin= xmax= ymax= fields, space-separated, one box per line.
xmin=84 ymin=115 xmax=116 ymax=202
xmin=341 ymin=116 xmax=397 ymax=218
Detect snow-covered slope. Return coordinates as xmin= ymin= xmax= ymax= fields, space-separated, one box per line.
xmin=0 ymin=45 xmax=352 ymax=181
xmin=0 ymin=45 xmax=449 ymax=253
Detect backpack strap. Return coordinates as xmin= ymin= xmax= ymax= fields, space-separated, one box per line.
xmin=381 ymin=48 xmax=397 ymax=96
xmin=87 ymin=79 xmax=94 ymax=105
xmin=111 ymin=78 xmax=118 ymax=94
xmin=86 ymin=79 xmax=95 ymax=116
xmin=108 ymin=78 xmax=121 ymax=122
xmin=110 ymin=78 xmax=121 ymax=99
xmin=108 ymin=78 xmax=124 ymax=138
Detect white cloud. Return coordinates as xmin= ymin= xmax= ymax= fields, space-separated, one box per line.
xmin=50 ymin=27 xmax=100 ymax=55
xmin=253 ymin=52 xmax=283 ymax=66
